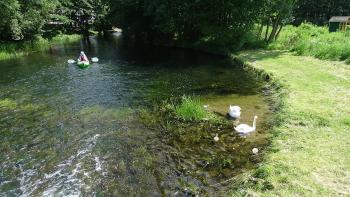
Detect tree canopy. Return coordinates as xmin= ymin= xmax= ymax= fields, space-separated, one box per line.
xmin=294 ymin=0 xmax=350 ymax=25
xmin=108 ymin=0 xmax=265 ymax=49
xmin=0 ymin=0 xmax=349 ymax=48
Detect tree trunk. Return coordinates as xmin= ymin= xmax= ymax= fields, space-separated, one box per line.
xmin=275 ymin=25 xmax=283 ymax=40
xmin=264 ymin=18 xmax=270 ymax=42
xmin=267 ymin=16 xmax=281 ymax=43
xmin=257 ymin=22 xmax=264 ymax=40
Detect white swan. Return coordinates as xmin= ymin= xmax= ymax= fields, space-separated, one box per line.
xmin=234 ymin=115 xmax=258 ymax=134
xmin=91 ymin=57 xmax=99 ymax=63
xmin=214 ymin=133 xmax=219 ymax=142
xmin=228 ymin=105 xmax=241 ymax=119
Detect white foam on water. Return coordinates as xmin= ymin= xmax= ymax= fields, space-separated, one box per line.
xmin=15 ymin=134 xmax=103 ymax=196
xmin=44 ymin=169 xmax=62 ymax=179
xmin=94 ymin=157 xmax=102 ymax=172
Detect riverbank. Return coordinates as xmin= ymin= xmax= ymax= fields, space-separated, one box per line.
xmin=0 ymin=34 xmax=81 ymax=61
xmin=232 ymin=50 xmax=350 ymax=196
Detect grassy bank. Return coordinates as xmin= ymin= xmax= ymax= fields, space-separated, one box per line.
xmin=232 ymin=50 xmax=350 ymax=196
xmin=269 ymin=23 xmax=350 ymax=63
xmin=0 ymin=34 xmax=81 ymax=61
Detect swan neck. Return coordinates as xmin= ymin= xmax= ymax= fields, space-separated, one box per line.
xmin=253 ymin=117 xmax=257 ymax=129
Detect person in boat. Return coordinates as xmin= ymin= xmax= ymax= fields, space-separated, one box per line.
xmin=78 ymin=51 xmax=88 ymax=62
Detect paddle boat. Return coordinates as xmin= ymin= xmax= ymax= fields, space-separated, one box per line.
xmin=77 ymin=59 xmax=90 ymax=68
xmin=68 ymin=52 xmax=99 ymax=68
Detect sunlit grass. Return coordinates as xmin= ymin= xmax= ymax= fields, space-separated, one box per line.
xmin=234 ymin=50 xmax=350 ymax=196
xmin=51 ymin=34 xmax=82 ymax=43
xmin=0 ymin=34 xmax=81 ymax=61
xmin=269 ymin=23 xmax=350 ymax=63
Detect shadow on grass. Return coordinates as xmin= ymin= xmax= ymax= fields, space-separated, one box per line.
xmin=236 ymin=50 xmax=288 ymax=62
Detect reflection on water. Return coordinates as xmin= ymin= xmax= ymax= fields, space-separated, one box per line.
xmin=0 ymin=34 xmax=271 ymax=196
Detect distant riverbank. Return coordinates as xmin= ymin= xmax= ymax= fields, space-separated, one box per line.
xmin=0 ymin=34 xmax=81 ymax=61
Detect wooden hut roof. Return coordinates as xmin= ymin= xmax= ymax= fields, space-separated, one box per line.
xmin=329 ymin=16 xmax=350 ymax=22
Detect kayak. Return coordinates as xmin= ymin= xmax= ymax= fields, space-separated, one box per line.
xmin=77 ymin=60 xmax=90 ymax=68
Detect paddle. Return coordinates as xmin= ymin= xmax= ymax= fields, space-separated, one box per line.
xmin=68 ymin=57 xmax=98 ymax=64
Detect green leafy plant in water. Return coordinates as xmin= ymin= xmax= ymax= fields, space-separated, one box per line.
xmin=0 ymin=99 xmax=17 ymax=111
xmin=174 ymin=96 xmax=208 ymax=121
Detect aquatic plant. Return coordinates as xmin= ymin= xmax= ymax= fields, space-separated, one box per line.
xmin=79 ymin=105 xmax=134 ymax=124
xmin=0 ymin=99 xmax=17 ymax=111
xmin=174 ymin=96 xmax=219 ymax=122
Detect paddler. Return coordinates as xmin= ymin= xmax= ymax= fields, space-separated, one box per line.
xmin=78 ymin=51 xmax=88 ymax=61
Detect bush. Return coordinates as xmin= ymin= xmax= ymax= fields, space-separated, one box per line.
xmin=270 ymin=23 xmax=350 ymax=63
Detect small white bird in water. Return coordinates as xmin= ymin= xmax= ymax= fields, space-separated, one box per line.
xmin=214 ymin=133 xmax=219 ymax=142
xmin=234 ymin=115 xmax=258 ymax=134
xmin=252 ymin=148 xmax=259 ymax=154
xmin=203 ymin=105 xmax=209 ymax=109
xmin=228 ymin=105 xmax=241 ymax=119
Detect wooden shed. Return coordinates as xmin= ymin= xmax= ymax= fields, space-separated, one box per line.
xmin=329 ymin=16 xmax=350 ymax=32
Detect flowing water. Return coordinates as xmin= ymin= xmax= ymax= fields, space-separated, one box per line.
xmin=0 ymin=33 xmax=272 ymax=196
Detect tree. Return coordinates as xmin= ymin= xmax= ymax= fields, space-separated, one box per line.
xmin=294 ymin=0 xmax=350 ymax=25
xmin=19 ymin=0 xmax=60 ymax=39
xmin=0 ymin=0 xmax=23 ymax=40
xmin=258 ymin=0 xmax=296 ymax=43
xmin=108 ymin=0 xmax=265 ymax=49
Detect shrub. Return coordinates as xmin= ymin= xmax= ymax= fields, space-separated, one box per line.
xmin=270 ymin=23 xmax=350 ymax=63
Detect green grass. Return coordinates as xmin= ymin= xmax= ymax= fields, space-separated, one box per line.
xmin=174 ymin=96 xmax=208 ymax=121
xmin=232 ymin=50 xmax=350 ymax=196
xmin=270 ymin=23 xmax=350 ymax=63
xmin=51 ymin=34 xmax=82 ymax=43
xmin=0 ymin=34 xmax=81 ymax=61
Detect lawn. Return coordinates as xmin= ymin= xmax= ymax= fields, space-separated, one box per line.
xmin=233 ymin=50 xmax=350 ymax=196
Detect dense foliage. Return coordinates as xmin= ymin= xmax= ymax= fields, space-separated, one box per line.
xmin=0 ymin=0 xmax=110 ymax=41
xmin=270 ymin=23 xmax=350 ymax=63
xmin=294 ymin=0 xmax=350 ymax=25
xmin=257 ymin=0 xmax=296 ymax=43
xmin=1 ymin=0 xmax=350 ymax=51
xmin=108 ymin=0 xmax=265 ymax=49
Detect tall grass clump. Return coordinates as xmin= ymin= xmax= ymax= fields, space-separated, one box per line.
xmin=174 ymin=96 xmax=209 ymax=121
xmin=0 ymin=34 xmax=81 ymax=61
xmin=270 ymin=23 xmax=350 ymax=62
xmin=51 ymin=34 xmax=82 ymax=43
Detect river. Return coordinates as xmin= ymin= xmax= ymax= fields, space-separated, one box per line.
xmin=0 ymin=33 xmax=272 ymax=196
